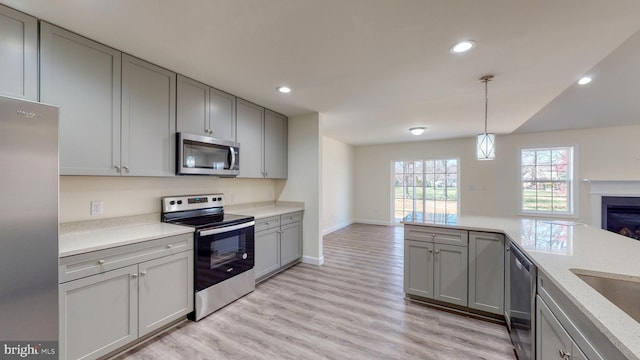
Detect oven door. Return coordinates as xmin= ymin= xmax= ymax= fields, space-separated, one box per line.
xmin=195 ymin=221 xmax=254 ymax=291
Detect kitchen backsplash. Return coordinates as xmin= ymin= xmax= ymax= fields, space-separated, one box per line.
xmin=60 ymin=176 xmax=280 ymax=223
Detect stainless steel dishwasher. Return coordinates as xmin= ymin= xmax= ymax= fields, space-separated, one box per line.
xmin=508 ymin=242 xmax=537 ymax=360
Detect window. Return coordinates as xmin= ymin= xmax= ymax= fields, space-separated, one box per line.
xmin=521 ymin=147 xmax=573 ymax=214
xmin=393 ymin=159 xmax=458 ymax=223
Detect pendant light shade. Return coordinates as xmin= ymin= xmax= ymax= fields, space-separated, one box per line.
xmin=477 ymin=133 xmax=495 ymax=160
xmin=477 ymin=75 xmax=496 ymax=161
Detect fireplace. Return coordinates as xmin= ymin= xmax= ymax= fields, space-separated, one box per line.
xmin=602 ymin=196 xmax=640 ymax=240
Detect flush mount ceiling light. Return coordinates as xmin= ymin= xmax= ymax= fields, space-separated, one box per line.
xmin=578 ymin=76 xmax=592 ymax=85
xmin=450 ymin=40 xmax=476 ymax=54
xmin=477 ymin=74 xmax=496 ymax=161
xmin=409 ymin=127 xmax=426 ymax=136
xmin=277 ymin=86 xmax=292 ymax=93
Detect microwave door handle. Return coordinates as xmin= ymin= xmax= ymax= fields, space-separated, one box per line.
xmin=229 ymin=146 xmax=236 ymax=169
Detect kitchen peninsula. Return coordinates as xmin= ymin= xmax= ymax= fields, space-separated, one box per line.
xmin=403 ymin=215 xmax=640 ymax=360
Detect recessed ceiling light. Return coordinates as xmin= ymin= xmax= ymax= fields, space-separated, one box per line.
xmin=578 ymin=76 xmax=592 ymax=85
xmin=409 ymin=127 xmax=426 ymax=136
xmin=277 ymin=86 xmax=292 ymax=93
xmin=450 ymin=40 xmax=476 ymax=54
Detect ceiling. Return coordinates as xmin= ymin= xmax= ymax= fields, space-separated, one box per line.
xmin=4 ymin=0 xmax=640 ymax=145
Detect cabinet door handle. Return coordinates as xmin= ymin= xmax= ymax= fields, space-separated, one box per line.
xmin=140 ymin=271 xmax=147 ymax=276
xmin=559 ymin=350 xmax=571 ymax=359
xmin=114 ymin=165 xmax=121 ymax=173
xmin=131 ymin=273 xmax=138 ymax=278
xmin=432 ymin=234 xmax=437 ymax=238
xmin=435 ymin=249 xmax=440 ymax=254
xmin=167 ymin=244 xmax=173 ymax=249
xmin=98 ymin=259 xmax=105 ymax=265
xmin=428 ymin=249 xmax=433 ymax=253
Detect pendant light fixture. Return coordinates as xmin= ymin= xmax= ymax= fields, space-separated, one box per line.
xmin=477 ymin=75 xmax=496 ymax=160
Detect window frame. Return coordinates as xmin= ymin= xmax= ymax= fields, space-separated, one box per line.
xmin=519 ymin=146 xmax=576 ymax=217
xmin=392 ymin=158 xmax=460 ymax=224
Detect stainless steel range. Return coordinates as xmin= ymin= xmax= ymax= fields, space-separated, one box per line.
xmin=161 ymin=194 xmax=255 ymax=321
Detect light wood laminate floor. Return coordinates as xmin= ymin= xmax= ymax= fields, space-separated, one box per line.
xmin=114 ymin=224 xmax=516 ymax=360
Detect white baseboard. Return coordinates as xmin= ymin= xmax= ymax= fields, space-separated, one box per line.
xmin=352 ymin=219 xmax=394 ymax=226
xmin=301 ymin=255 xmax=324 ymax=266
xmin=322 ymin=220 xmax=353 ymax=235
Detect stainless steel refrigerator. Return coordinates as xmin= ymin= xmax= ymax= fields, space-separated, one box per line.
xmin=0 ymin=95 xmax=59 ymax=357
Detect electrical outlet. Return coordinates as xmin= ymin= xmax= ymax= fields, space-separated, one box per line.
xmin=90 ymin=201 xmax=103 ymax=215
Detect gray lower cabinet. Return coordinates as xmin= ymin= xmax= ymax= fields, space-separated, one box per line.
xmin=280 ymin=220 xmax=303 ymax=266
xmin=237 ymin=99 xmax=288 ymax=179
xmin=536 ymin=271 xmax=624 ymax=360
xmin=404 ymin=225 xmax=468 ymax=307
xmin=40 ymin=23 xmax=176 ymax=176
xmin=59 ymin=235 xmax=193 ymax=360
xmin=254 ymin=226 xmax=280 ymax=279
xmin=537 ymin=297 xmax=587 ymax=360
xmin=176 ymin=75 xmax=236 ymax=141
xmin=254 ymin=212 xmax=303 ymax=282
xmin=59 ymin=265 xmax=137 ymax=360
xmin=468 ymin=231 xmax=505 ymax=315
xmin=0 ymin=4 xmax=38 ymax=100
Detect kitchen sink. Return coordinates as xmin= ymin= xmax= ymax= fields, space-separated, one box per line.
xmin=571 ymin=269 xmax=640 ymax=323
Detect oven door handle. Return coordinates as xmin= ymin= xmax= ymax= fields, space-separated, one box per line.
xmin=199 ymin=221 xmax=255 ymax=236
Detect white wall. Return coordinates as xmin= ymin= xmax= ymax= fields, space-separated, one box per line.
xmin=60 ymin=176 xmax=276 ymax=223
xmin=277 ymin=113 xmax=323 ymax=265
xmin=355 ymin=124 xmax=640 ymax=225
xmin=322 ymin=136 xmax=355 ymax=234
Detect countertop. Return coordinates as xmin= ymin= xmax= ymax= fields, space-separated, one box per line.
xmin=59 ymin=220 xmax=194 ymax=258
xmin=403 ymin=215 xmax=640 ymax=360
xmin=226 ymin=201 xmax=304 ymax=219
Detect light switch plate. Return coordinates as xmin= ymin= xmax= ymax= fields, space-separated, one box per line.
xmin=90 ymin=201 xmax=103 ymax=215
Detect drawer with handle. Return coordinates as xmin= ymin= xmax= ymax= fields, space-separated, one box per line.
xmin=59 ymin=233 xmax=193 ymax=283
xmin=255 ymin=216 xmax=281 ymax=232
xmin=280 ymin=211 xmax=303 ymax=226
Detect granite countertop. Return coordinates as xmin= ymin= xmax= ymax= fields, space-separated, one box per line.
xmin=403 ymin=215 xmax=640 ymax=360
xmin=59 ymin=214 xmax=194 ymax=257
xmin=226 ymin=201 xmax=304 ymax=219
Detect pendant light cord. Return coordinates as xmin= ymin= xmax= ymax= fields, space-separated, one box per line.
xmin=479 ymin=74 xmax=494 ymax=135
xmin=484 ymin=78 xmax=488 ymax=135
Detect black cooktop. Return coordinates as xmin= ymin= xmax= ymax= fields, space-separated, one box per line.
xmin=162 ymin=208 xmax=253 ymax=230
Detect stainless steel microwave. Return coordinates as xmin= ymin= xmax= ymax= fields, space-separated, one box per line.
xmin=176 ymin=133 xmax=240 ymax=176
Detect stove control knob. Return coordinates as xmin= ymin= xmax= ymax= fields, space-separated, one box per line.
xmin=217 ymin=197 xmax=222 ymax=201
xmin=242 ymin=253 xmax=247 ymax=260
xmin=177 ymin=200 xmax=183 ymax=205
xmin=170 ymin=201 xmax=175 ymax=205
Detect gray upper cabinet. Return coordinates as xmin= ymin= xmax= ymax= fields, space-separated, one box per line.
xmin=0 ymin=5 xmax=37 ymax=101
xmin=176 ymin=75 xmax=236 ymax=141
xmin=468 ymin=231 xmax=505 ymax=315
xmin=176 ymin=75 xmax=209 ymax=136
xmin=236 ymin=99 xmax=264 ymax=178
xmin=264 ymin=110 xmax=288 ymax=179
xmin=237 ymin=100 xmax=288 ymax=179
xmin=209 ymin=87 xmax=236 ymax=141
xmin=121 ymin=54 xmax=176 ymax=176
xmin=40 ymin=22 xmax=122 ymax=176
